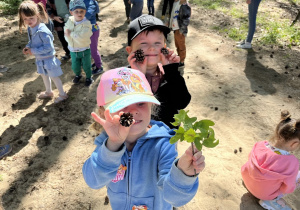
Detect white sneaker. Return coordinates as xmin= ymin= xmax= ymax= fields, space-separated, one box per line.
xmin=236 ymin=40 xmax=252 ymax=49
xmin=259 ymin=198 xmax=292 ymax=210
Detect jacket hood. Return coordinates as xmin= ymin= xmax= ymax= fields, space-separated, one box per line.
xmin=248 ymin=141 xmax=298 ymax=181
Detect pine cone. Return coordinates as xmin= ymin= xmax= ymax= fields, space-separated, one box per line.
xmin=134 ymin=49 xmax=145 ymax=62
xmin=161 ymin=47 xmax=169 ymax=56
xmin=119 ymin=112 xmax=134 ymax=127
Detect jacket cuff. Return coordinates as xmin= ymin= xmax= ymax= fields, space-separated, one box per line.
xmin=97 ymin=138 xmax=126 ymax=166
xmin=170 ymin=159 xmax=198 ymax=187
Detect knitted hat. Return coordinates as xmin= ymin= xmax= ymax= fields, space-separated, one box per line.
xmin=69 ymin=0 xmax=86 ymax=11
xmin=97 ymin=67 xmax=160 ymax=113
xmin=128 ymin=14 xmax=170 ymax=46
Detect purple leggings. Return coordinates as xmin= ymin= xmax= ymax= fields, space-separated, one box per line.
xmin=90 ymin=29 xmax=102 ymax=68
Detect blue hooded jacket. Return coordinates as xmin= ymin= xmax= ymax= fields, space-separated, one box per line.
xmin=82 ymin=120 xmax=199 ymax=210
xmin=83 ymin=0 xmax=99 ymax=32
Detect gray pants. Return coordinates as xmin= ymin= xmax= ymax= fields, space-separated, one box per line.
xmin=246 ymin=0 xmax=262 ymax=43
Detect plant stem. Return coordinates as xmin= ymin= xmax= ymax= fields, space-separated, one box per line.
xmin=191 ymin=142 xmax=197 ymax=175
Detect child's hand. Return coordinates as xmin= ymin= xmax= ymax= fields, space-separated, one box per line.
xmin=246 ymin=0 xmax=251 ymax=4
xmin=177 ymin=145 xmax=205 ymax=176
xmin=54 ymin=16 xmax=64 ymax=23
xmin=160 ymin=47 xmax=180 ymax=65
xmin=23 ymin=47 xmax=32 ymax=55
xmin=91 ymin=109 xmax=135 ymax=152
xmin=65 ymin=29 xmax=71 ymax=37
xmin=127 ymin=52 xmax=148 ymax=74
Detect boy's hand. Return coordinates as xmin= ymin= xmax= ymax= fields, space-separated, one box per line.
xmin=91 ymin=109 xmax=135 ymax=152
xmin=65 ymin=29 xmax=71 ymax=37
xmin=246 ymin=0 xmax=251 ymax=4
xmin=127 ymin=52 xmax=148 ymax=74
xmin=160 ymin=47 xmax=180 ymax=65
xmin=177 ymin=145 xmax=205 ymax=176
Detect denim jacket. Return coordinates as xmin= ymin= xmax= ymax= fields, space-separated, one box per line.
xmin=26 ymin=23 xmax=56 ymax=60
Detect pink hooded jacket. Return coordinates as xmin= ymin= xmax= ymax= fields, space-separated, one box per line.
xmin=241 ymin=141 xmax=299 ymax=200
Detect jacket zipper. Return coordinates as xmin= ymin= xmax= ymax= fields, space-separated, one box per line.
xmin=126 ymin=151 xmax=132 ymax=210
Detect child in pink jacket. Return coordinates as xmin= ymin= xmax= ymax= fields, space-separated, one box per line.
xmin=241 ymin=110 xmax=300 ymax=210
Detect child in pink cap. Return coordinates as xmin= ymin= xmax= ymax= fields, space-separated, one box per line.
xmin=82 ymin=67 xmax=205 ymax=210
xmin=241 ymin=110 xmax=300 ymax=210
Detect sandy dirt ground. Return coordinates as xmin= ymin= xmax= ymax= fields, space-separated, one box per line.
xmin=0 ymin=0 xmax=300 ymax=209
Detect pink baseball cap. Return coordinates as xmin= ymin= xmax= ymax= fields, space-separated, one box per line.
xmin=97 ymin=67 xmax=160 ymax=113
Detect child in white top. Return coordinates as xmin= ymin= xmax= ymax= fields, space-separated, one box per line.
xmin=19 ymin=1 xmax=68 ymax=103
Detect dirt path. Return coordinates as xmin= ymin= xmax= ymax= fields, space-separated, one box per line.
xmin=0 ymin=0 xmax=300 ymax=209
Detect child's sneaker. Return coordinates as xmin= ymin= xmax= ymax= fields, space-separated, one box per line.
xmin=259 ymin=198 xmax=292 ymax=210
xmin=73 ymin=75 xmax=82 ymax=84
xmin=85 ymin=78 xmax=94 ymax=86
xmin=61 ymin=54 xmax=71 ymax=61
xmin=236 ymin=40 xmax=252 ymax=49
xmin=0 ymin=144 xmax=12 ymax=159
xmin=92 ymin=66 xmax=104 ymax=75
xmin=38 ymin=91 xmax=54 ymax=99
xmin=54 ymin=93 xmax=68 ymax=103
xmin=161 ymin=15 xmax=165 ymax=20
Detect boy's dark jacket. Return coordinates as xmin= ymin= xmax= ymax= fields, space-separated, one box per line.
xmin=130 ymin=63 xmax=190 ymax=128
xmin=152 ymin=63 xmax=191 ymax=128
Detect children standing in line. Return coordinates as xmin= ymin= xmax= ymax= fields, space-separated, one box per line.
xmin=64 ymin=0 xmax=94 ymax=86
xmin=83 ymin=0 xmax=104 ymax=75
xmin=46 ymin=0 xmax=71 ymax=60
xmin=126 ymin=15 xmax=191 ymax=129
xmin=19 ymin=1 xmax=68 ymax=103
xmin=169 ymin=0 xmax=191 ymax=67
xmin=241 ymin=110 xmax=300 ymax=210
xmin=82 ymin=67 xmax=205 ymax=210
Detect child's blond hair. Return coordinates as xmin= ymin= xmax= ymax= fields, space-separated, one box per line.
xmin=18 ymin=1 xmax=49 ymax=32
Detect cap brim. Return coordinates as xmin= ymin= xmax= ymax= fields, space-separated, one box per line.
xmin=130 ymin=25 xmax=171 ymax=43
xmin=104 ymin=94 xmax=160 ymax=113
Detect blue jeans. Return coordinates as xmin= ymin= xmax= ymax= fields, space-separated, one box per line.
xmin=130 ymin=1 xmax=143 ymax=21
xmin=246 ymin=0 xmax=262 ymax=43
xmin=147 ymin=0 xmax=154 ymax=15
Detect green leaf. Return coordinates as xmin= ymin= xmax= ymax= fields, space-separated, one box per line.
xmin=171 ymin=109 xmax=187 ymax=127
xmin=184 ymin=128 xmax=196 ymax=143
xmin=193 ymin=119 xmax=215 ymax=131
xmin=194 ymin=137 xmax=203 ymax=151
xmin=202 ymin=128 xmax=219 ymax=148
xmin=169 ymin=127 xmax=184 ymax=144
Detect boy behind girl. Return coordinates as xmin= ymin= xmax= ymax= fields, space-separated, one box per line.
xmin=126 ymin=15 xmax=191 ymax=129
xmin=64 ymin=0 xmax=94 ymax=86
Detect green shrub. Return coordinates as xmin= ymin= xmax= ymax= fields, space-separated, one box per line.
xmin=0 ymin=0 xmax=22 ymax=15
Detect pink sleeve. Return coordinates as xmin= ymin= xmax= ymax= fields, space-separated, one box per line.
xmin=280 ymin=159 xmax=299 ymax=194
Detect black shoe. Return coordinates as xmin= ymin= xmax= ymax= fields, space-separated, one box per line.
xmin=85 ymin=78 xmax=94 ymax=86
xmin=61 ymin=54 xmax=71 ymax=61
xmin=92 ymin=66 xmax=104 ymax=75
xmin=73 ymin=75 xmax=82 ymax=84
xmin=179 ymin=62 xmax=185 ymax=67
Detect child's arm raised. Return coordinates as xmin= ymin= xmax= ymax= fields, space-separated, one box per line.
xmin=91 ymin=109 xmax=134 ymax=152
xmin=157 ymin=140 xmax=200 ymax=207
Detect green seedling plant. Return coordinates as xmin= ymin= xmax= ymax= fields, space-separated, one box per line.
xmin=170 ymin=109 xmax=219 ymax=152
